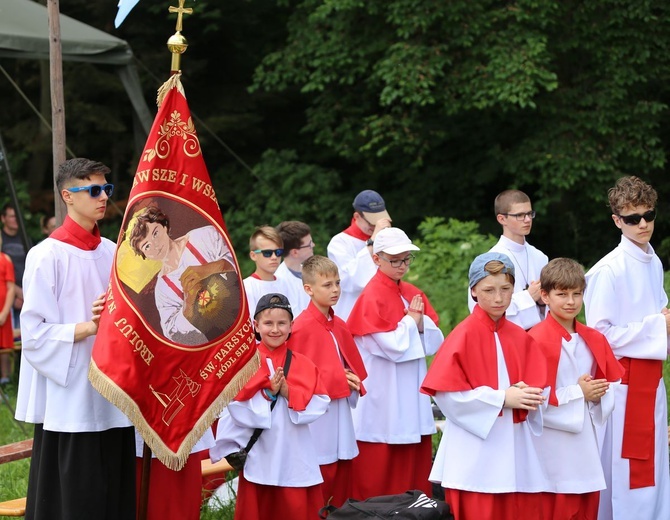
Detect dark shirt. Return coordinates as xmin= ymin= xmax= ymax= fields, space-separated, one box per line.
xmin=1 ymin=230 xmax=26 ymax=287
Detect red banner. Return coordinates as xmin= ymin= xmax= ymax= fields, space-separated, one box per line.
xmin=89 ymin=74 xmax=259 ymax=470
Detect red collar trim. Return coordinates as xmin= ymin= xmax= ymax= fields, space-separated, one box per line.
xmin=49 ymin=215 xmax=101 ymax=251
xmin=342 ymin=218 xmax=370 ymax=241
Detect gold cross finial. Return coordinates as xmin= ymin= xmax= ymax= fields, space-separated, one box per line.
xmin=169 ymin=0 xmax=193 ymax=32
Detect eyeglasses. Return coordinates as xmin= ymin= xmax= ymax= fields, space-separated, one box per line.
xmin=617 ymin=209 xmax=656 ymax=226
xmin=66 ymin=183 xmax=114 ymax=198
xmin=501 ymin=210 xmax=536 ymax=221
xmin=357 ymin=212 xmax=375 ymax=228
xmin=378 ymin=253 xmax=415 ymax=268
xmin=297 ymin=240 xmax=314 ymax=249
xmin=252 ymin=248 xmax=284 ymax=258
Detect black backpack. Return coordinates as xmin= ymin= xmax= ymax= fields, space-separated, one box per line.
xmin=319 ymin=490 xmax=453 ymax=519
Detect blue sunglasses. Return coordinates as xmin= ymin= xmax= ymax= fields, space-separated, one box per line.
xmin=66 ymin=183 xmax=114 ymax=198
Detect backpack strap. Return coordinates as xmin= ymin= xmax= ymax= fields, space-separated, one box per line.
xmin=244 ymin=349 xmax=293 ymax=453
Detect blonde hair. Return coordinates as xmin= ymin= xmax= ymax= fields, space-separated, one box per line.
xmin=302 ymin=255 xmax=339 ymax=285
xmin=249 ymin=225 xmax=283 ymax=250
xmin=483 ymin=260 xmax=515 ymax=284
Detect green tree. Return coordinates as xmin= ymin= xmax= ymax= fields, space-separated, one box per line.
xmin=410 ymin=217 xmax=496 ymax=334
xmin=252 ymin=0 xmax=670 ymax=264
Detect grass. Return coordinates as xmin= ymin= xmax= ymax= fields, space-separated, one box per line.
xmin=2 ymin=348 xmax=670 ymax=519
xmin=0 ymin=369 xmax=237 ymax=520
xmin=0 ymin=377 xmax=31 ymax=519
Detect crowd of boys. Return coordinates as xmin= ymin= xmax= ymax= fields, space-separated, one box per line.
xmin=10 ymin=159 xmax=670 ymax=520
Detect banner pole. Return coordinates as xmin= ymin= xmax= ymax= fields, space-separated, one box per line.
xmin=138 ymin=442 xmax=152 ymax=520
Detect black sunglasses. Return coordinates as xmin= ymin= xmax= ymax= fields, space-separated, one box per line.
xmin=617 ymin=209 xmax=656 ymax=226
xmin=252 ymin=248 xmax=284 ymax=258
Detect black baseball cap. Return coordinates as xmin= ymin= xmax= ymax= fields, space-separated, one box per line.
xmin=254 ymin=293 xmax=293 ymax=320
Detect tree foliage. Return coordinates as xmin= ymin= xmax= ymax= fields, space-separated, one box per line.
xmin=410 ymin=217 xmax=496 ymax=333
xmin=252 ymin=0 xmax=670 ymax=265
xmin=2 ymin=1 xmax=670 ymax=266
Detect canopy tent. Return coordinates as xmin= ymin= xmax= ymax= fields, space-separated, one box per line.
xmin=0 ymin=0 xmax=153 ymax=134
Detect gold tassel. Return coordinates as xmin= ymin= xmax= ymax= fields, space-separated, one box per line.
xmin=88 ymin=350 xmax=261 ymax=471
xmin=156 ymin=72 xmax=185 ymax=108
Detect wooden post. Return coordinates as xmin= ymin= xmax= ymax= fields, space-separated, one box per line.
xmin=138 ymin=442 xmax=152 ymax=520
xmin=46 ymin=0 xmax=67 ymax=225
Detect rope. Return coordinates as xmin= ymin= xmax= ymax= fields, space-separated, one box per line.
xmin=0 ymin=63 xmax=77 ymax=159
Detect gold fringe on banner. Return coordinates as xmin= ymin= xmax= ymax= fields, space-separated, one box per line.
xmin=156 ymin=71 xmax=185 ymax=108
xmin=88 ymin=350 xmax=261 ymax=471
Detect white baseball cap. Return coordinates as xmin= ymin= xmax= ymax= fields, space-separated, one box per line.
xmin=373 ymin=227 xmax=420 ymax=255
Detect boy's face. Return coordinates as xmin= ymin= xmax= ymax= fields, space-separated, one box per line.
xmin=612 ymin=204 xmax=654 ymax=251
xmin=354 ymin=212 xmax=376 ymax=236
xmin=541 ymin=287 xmax=583 ymax=330
xmin=373 ymin=251 xmax=412 ymax=282
xmin=497 ymin=201 xmax=533 ymax=240
xmin=304 ymin=272 xmax=341 ymax=310
xmin=471 ymin=273 xmax=513 ymax=321
xmin=250 ymin=236 xmax=282 ymax=276
xmin=61 ymin=173 xmax=110 ymax=225
xmin=254 ymin=308 xmax=292 ymax=350
xmin=137 ymin=222 xmax=170 ymax=261
xmin=292 ymin=234 xmax=315 ymax=266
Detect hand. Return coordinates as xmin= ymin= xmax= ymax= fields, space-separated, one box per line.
xmin=405 ymin=295 xmax=424 ymax=332
xmin=0 ymin=311 xmax=7 ymax=326
xmin=662 ymin=309 xmax=670 ymax=334
xmin=268 ymin=367 xmax=284 ymax=395
xmin=270 ymin=367 xmax=289 ymax=399
xmin=578 ymin=374 xmax=609 ymax=403
xmin=91 ymin=293 xmax=107 ymax=325
xmin=371 ymin=218 xmax=393 ymax=240
xmin=527 ymin=280 xmax=542 ymax=302
xmin=344 ymin=369 xmax=361 ymax=392
xmin=180 ymin=260 xmax=235 ymax=295
xmin=504 ymin=384 xmax=545 ymax=410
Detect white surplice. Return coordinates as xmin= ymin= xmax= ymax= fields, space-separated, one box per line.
xmin=15 ymin=238 xmax=131 ymax=432
xmin=352 ymin=305 xmax=443 ymax=444
xmin=211 ymin=390 xmax=330 ymax=487
xmin=242 ymin=275 xmax=288 ymax=320
xmin=532 ymin=333 xmax=614 ymax=493
xmin=584 ymin=235 xmax=670 ymax=520
xmin=429 ymin=333 xmax=547 ymax=493
xmin=274 ymin=261 xmax=311 ymax=318
xmin=327 ymin=232 xmax=377 ymax=321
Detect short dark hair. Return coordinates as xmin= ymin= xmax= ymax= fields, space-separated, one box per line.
xmin=56 ymin=158 xmax=111 ymax=194
xmin=540 ymin=258 xmax=586 ymax=292
xmin=275 ymin=221 xmax=311 ymax=255
xmin=494 ymin=190 xmax=531 ymax=216
xmin=1 ymin=203 xmax=15 ymax=217
xmin=607 ymin=176 xmax=657 ymax=215
xmin=128 ymin=206 xmax=170 ymax=259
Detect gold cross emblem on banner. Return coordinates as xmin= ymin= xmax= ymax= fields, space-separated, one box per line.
xmin=169 ymin=0 xmax=193 ymax=32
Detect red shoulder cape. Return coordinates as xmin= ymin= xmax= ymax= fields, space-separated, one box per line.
xmin=347 ymin=270 xmax=439 ymax=335
xmin=421 ymin=305 xmax=547 ymax=423
xmin=234 ymin=342 xmax=326 ymax=411
xmin=291 ymin=302 xmax=367 ymax=398
xmin=528 ymin=313 xmax=625 ymax=406
xmin=341 ymin=218 xmax=370 ymax=240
